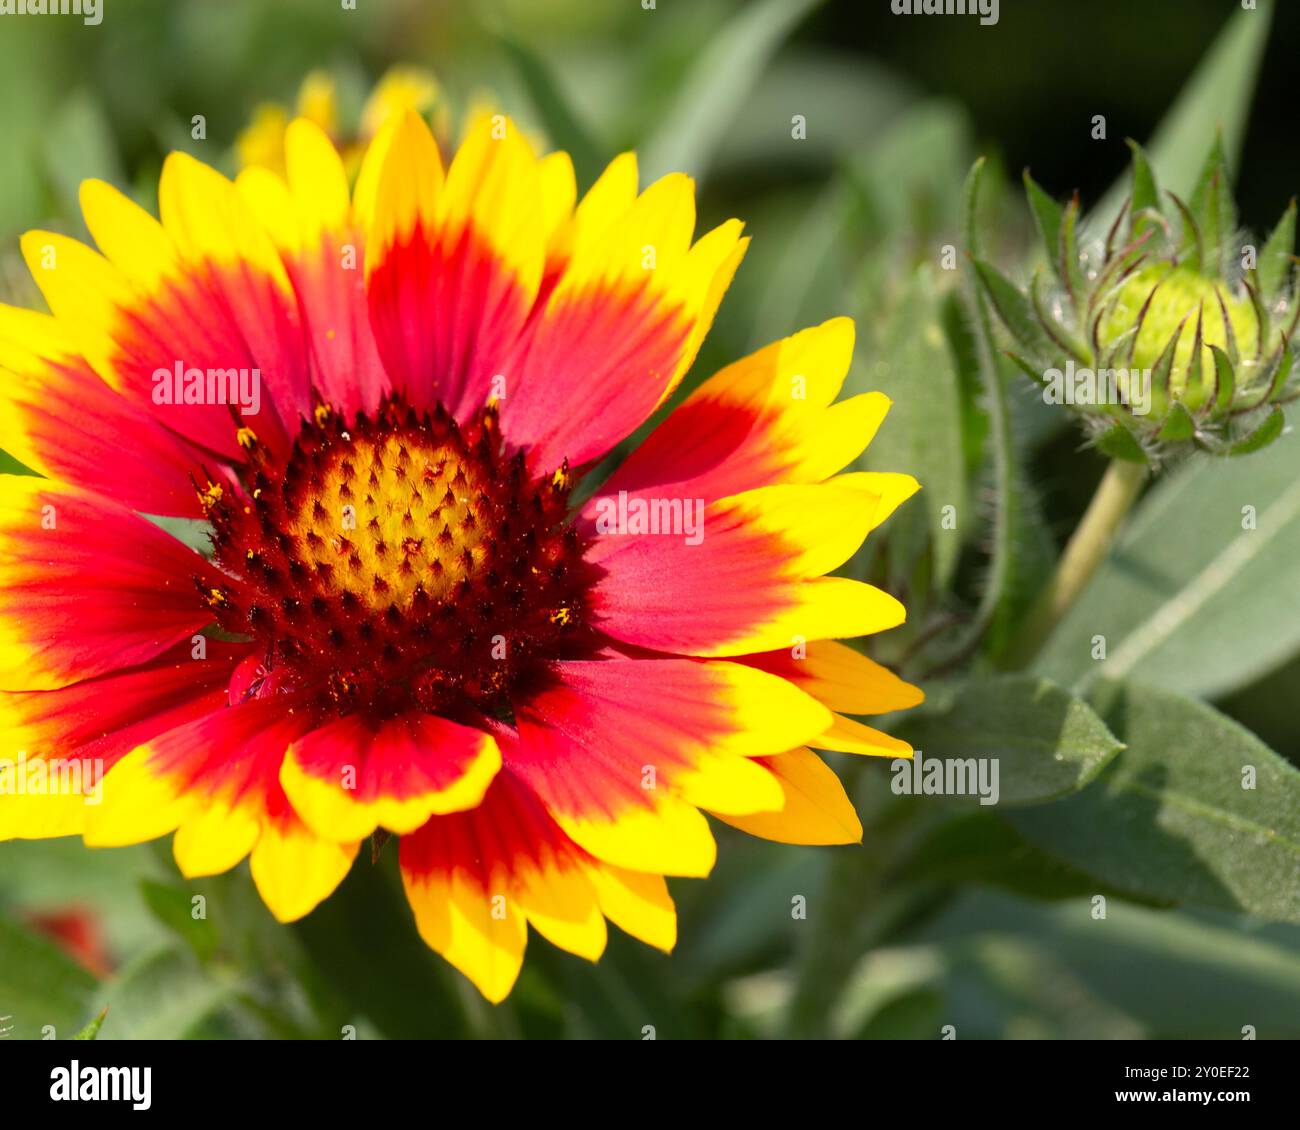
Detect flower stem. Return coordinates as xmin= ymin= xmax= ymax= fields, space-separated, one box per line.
xmin=784 ymin=771 xmax=916 ymax=1039
xmin=1004 ymin=458 xmax=1147 ymax=669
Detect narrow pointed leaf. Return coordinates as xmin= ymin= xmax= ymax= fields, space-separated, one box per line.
xmin=1023 ymin=170 xmax=1064 ymax=280
xmin=1034 ymin=431 xmax=1300 ymax=699
xmin=1096 ymin=423 xmax=1148 ymax=463
xmin=1158 ymin=400 xmax=1196 ymax=441
xmin=641 ymin=0 xmax=822 ymax=181
xmin=1257 ymin=198 xmax=1296 ymax=300
xmin=1188 ymin=136 xmax=1236 ymax=276
xmin=74 ymin=1007 xmax=109 ymax=1041
xmin=1059 ymin=195 xmax=1086 ymax=306
xmin=1225 ymin=405 xmax=1285 ymax=456
xmin=1125 ymin=139 xmax=1162 ymax=243
xmin=497 ymin=34 xmax=604 ymax=188
xmin=973 ymin=258 xmax=1052 ymax=357
xmin=1210 ymin=343 xmax=1236 ymax=416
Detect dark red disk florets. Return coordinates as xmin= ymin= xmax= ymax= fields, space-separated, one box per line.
xmin=196 ymin=398 xmax=596 ymax=720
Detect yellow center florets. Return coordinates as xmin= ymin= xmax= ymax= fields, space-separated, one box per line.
xmin=287 ymin=431 xmax=492 ymax=612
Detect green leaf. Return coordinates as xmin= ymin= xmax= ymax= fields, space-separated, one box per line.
xmin=90 ymin=945 xmax=241 ymax=1040
xmin=1096 ymin=422 xmax=1149 ymax=463
xmin=146 ymin=515 xmax=212 ymax=555
xmin=528 ymin=930 xmax=706 ymax=1040
xmin=706 ymin=53 xmax=914 ymax=177
xmin=0 ymin=449 xmax=37 ymax=476
xmin=844 ymin=98 xmax=972 ymax=242
xmin=496 ymin=34 xmax=604 ymax=188
xmin=925 ymin=160 xmax=1057 ymax=665
xmin=940 ymin=290 xmax=990 ymax=486
xmin=973 ymin=258 xmax=1052 ymax=358
xmin=850 ymin=985 xmax=946 ymax=1040
xmin=1225 ymin=405 xmax=1285 ymax=456
xmin=1256 ymin=197 xmax=1296 ymax=300
xmin=0 ymin=28 xmax=57 ymax=242
xmin=852 ymin=263 xmax=966 ymax=594
xmin=1034 ymin=431 xmax=1300 ymax=699
xmin=292 ymin=857 xmax=470 ymax=1039
xmin=904 ymin=811 xmax=1166 ymax=904
xmin=896 ymin=676 xmax=1123 ymax=807
xmin=1187 ymin=136 xmax=1236 ymax=276
xmin=73 ymin=1006 xmax=109 ymax=1041
xmin=640 ymin=0 xmax=822 ymax=182
xmin=910 ymin=890 xmax=1300 ymax=1038
xmin=676 ymin=839 xmax=824 ymax=981
xmin=1158 ymin=400 xmax=1196 ymax=441
xmin=747 ymin=182 xmax=868 ymax=345
xmin=1125 ymin=139 xmax=1162 ymax=233
xmin=1092 ymin=0 xmax=1272 ymax=229
xmin=1030 ymin=267 xmax=1090 ymax=364
xmin=1058 ymin=195 xmax=1087 ymax=306
xmin=0 ymin=915 xmax=98 ymax=1040
xmin=1210 ymin=343 xmax=1236 ymax=416
xmin=0 ymin=840 xmax=170 ymax=957
xmin=1023 ymin=170 xmax=1063 ymax=277
xmin=1013 ymin=681 xmax=1300 ymax=923
xmin=42 ymin=90 xmax=123 ymax=234
xmin=140 ymin=880 xmax=219 ymax=962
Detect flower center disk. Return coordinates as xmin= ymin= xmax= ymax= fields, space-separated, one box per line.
xmin=199 ymin=399 xmax=592 ymax=719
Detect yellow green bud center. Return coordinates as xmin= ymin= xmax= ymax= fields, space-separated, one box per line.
xmin=1099 ymin=264 xmax=1259 ymax=397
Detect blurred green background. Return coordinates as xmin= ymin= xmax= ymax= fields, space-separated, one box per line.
xmin=1 ymin=0 xmax=1298 ymax=1040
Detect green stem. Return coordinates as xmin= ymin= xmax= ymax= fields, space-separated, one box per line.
xmin=784 ymin=851 xmax=878 ymax=1039
xmin=923 ymin=158 xmax=1017 ymax=671
xmin=1004 ymin=458 xmax=1147 ymax=669
xmin=784 ymin=771 xmax=915 ymax=1039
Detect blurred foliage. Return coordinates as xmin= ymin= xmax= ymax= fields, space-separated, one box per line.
xmin=1 ymin=0 xmax=1298 ymax=1041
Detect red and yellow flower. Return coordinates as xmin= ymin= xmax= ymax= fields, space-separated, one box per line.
xmin=0 ymin=107 xmax=920 ymax=1001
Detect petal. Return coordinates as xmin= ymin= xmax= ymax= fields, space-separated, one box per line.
xmin=83 ymin=696 xmax=318 ymax=856
xmin=0 ymin=478 xmax=224 ymax=690
xmin=400 ymin=807 xmax=528 ymax=1004
xmin=585 ymin=862 xmax=676 ymax=952
xmin=80 ymin=692 xmax=357 ymax=914
xmin=400 ymin=770 xmax=625 ymax=999
xmin=486 ymin=774 xmax=606 ymax=962
xmin=503 ymin=657 xmax=830 ymax=875
xmin=713 ymin=748 xmax=863 ymax=845
xmin=812 ymin=713 xmax=914 ymax=758
xmin=499 ymin=161 xmax=747 ymax=469
xmin=737 ymin=640 xmax=924 ymax=715
xmin=0 ymin=305 xmax=208 ymax=516
xmin=550 ymin=792 xmax=716 ymax=880
xmin=284 ymin=117 xmax=351 ymax=242
xmin=0 ymin=639 xmax=248 ymax=840
xmin=589 ymin=476 xmax=906 ymax=656
xmin=537 ymin=151 xmax=577 ymax=263
xmin=673 ymin=751 xmax=785 ymax=816
xmin=594 ymin=318 xmax=892 ymax=502
xmin=172 ymin=800 xmax=262 ymax=876
xmin=855 ymin=472 xmax=922 ymax=534
xmin=237 ymin=119 xmax=390 ymax=415
xmin=365 ymin=110 xmax=544 ymax=420
xmin=156 ymin=152 xmax=311 ymax=426
xmin=249 ymin=808 xmax=360 ymax=923
xmin=280 ymin=711 xmax=501 ymax=840
xmin=27 ymin=170 xmax=311 ymax=461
